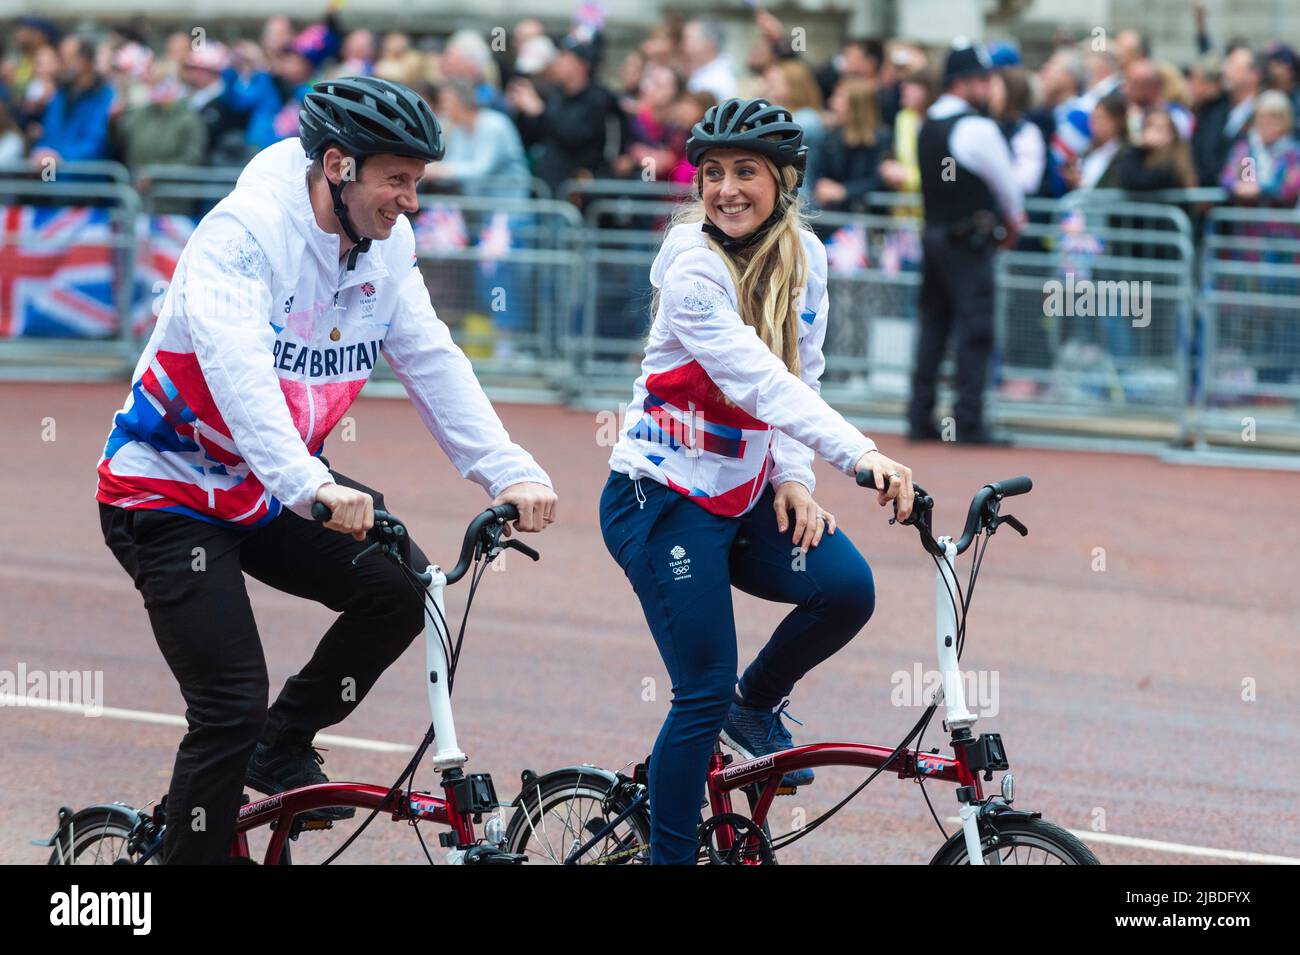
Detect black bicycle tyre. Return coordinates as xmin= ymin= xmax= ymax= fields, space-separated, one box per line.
xmin=506 ymin=770 xmax=651 ymax=865
xmin=46 ymin=806 xmax=160 ymax=865
xmin=931 ymin=815 xmax=1101 ymax=865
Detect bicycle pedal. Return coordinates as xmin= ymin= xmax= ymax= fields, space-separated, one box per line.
xmin=300 ymin=818 xmax=334 ymax=831
xmin=775 ymin=785 xmax=799 ymax=796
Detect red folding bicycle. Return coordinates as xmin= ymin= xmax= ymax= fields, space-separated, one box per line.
xmin=507 ymin=471 xmax=1102 ymax=864
xmin=39 ymin=503 xmax=650 ymax=865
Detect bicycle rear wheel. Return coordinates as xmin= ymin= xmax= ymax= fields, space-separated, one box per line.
xmin=930 ymin=816 xmax=1100 ymax=865
xmin=46 ymin=806 xmax=160 ymax=865
xmin=506 ymin=768 xmax=650 ymax=865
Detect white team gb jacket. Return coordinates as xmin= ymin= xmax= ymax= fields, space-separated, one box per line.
xmin=97 ymin=137 xmax=551 ymax=525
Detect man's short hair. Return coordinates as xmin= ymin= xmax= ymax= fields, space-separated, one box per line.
xmin=1125 ymin=30 xmax=1152 ymax=59
xmin=68 ymin=34 xmax=98 ymax=65
xmin=844 ymin=37 xmax=885 ymax=66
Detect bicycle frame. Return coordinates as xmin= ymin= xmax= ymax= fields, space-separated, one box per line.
xmin=230 ymin=561 xmax=494 ymax=865
xmin=702 ymin=536 xmax=997 ymax=864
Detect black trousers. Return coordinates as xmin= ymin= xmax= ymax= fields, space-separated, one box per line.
xmin=909 ymin=224 xmax=997 ymax=436
xmin=98 ymin=468 xmax=429 ymax=864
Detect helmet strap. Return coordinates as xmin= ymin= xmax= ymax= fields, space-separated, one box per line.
xmin=325 ymin=156 xmax=373 ymax=270
xmin=700 ymin=192 xmax=792 ymax=255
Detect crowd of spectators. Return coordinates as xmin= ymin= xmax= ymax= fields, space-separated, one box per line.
xmin=3 ymin=1 xmax=1300 ymax=210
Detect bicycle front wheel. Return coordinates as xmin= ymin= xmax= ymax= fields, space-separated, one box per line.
xmin=506 ymin=768 xmax=650 ymax=865
xmin=930 ymin=815 xmax=1100 ymax=865
xmin=47 ymin=806 xmax=160 ymax=865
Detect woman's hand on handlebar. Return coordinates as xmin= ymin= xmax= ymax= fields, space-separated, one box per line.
xmin=854 ymin=448 xmax=915 ymax=522
xmin=314 ymin=483 xmax=374 ymax=541
xmin=490 ymin=481 xmax=557 ymax=536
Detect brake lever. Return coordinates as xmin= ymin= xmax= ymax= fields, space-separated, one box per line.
xmin=1000 ymin=514 xmax=1028 ymax=537
xmin=503 ymin=538 xmax=541 ymax=562
xmin=350 ymin=518 xmax=405 ymax=567
xmin=351 ymin=541 xmax=382 ymax=566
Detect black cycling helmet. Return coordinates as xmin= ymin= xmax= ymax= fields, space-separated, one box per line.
xmin=300 ymin=75 xmax=444 ymax=163
xmin=685 ymin=97 xmax=808 ymax=188
xmin=299 ymin=76 xmax=443 ymax=266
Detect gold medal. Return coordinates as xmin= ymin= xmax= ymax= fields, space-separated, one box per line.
xmin=329 ymin=327 xmax=341 ymax=341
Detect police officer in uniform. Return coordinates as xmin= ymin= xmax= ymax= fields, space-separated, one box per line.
xmin=909 ymin=43 xmax=1026 ymax=444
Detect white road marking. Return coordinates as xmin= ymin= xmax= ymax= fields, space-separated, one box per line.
xmin=943 ymin=817 xmax=1300 ymax=864
xmin=0 ymin=694 xmax=414 ymax=753
xmin=8 ymin=694 xmax=1297 ymax=863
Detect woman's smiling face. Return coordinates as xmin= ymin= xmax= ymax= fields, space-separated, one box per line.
xmin=700 ymin=148 xmax=778 ymax=238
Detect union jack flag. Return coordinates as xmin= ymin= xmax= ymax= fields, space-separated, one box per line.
xmin=133 ymin=213 xmax=197 ymax=338
xmin=412 ymin=204 xmax=469 ymax=252
xmin=826 ymin=224 xmax=869 ymax=275
xmin=0 ymin=205 xmax=120 ymax=339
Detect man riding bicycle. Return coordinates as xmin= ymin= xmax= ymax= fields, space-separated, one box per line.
xmin=95 ymin=76 xmax=557 ymax=864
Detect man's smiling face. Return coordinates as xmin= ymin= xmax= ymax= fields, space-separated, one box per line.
xmin=328 ymin=151 xmax=428 ymax=240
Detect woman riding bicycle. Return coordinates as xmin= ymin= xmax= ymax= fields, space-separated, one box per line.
xmin=599 ymin=96 xmax=915 ymax=864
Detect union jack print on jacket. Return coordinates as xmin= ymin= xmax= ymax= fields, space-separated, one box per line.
xmin=608 ymin=221 xmax=875 ymax=517
xmin=97 ymin=138 xmax=551 ymax=525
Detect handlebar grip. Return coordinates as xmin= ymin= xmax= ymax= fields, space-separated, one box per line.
xmin=855 ymin=468 xmax=895 ymax=491
xmin=312 ymin=502 xmax=394 ymax=526
xmin=489 ymin=503 xmax=521 ymax=523
xmin=989 ymin=476 xmax=1033 ymax=498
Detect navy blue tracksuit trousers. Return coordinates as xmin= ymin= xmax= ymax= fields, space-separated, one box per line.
xmin=599 ymin=469 xmax=876 ymax=864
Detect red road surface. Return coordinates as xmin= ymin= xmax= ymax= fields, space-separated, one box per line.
xmin=1 ymin=382 xmax=1296 ymax=864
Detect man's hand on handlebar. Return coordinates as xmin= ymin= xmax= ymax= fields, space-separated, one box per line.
xmin=855 ymin=448 xmax=915 ymax=522
xmin=314 ymin=483 xmax=375 ymax=541
xmin=490 ymin=481 xmax=557 ymax=536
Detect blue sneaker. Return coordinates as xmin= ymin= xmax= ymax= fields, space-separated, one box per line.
xmin=720 ymin=696 xmax=814 ymax=788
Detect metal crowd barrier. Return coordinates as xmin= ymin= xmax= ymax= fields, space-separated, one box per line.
xmin=566 ymin=189 xmax=1208 ymax=442
xmin=993 ymin=198 xmax=1198 ymax=440
xmin=138 ymin=163 xmax=551 ymax=204
xmin=1197 ymin=206 xmax=1300 ymax=448
xmin=0 ymin=166 xmax=141 ymax=380
xmin=393 ymin=192 xmax=586 ymax=399
xmin=2 ymin=163 xmax=1296 ymax=457
xmin=568 ymin=197 xmax=680 ymax=402
xmin=807 ymin=209 xmax=922 ymax=410
xmin=558 ymin=177 xmax=692 ymax=207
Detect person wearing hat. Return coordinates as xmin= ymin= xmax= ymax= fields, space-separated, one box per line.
xmin=180 ymin=42 xmax=254 ymax=166
xmin=514 ymin=34 xmax=558 ymax=83
xmin=94 ymin=76 xmax=556 ymax=863
xmin=508 ymin=33 xmax=624 ymax=194
xmin=1264 ymin=43 xmax=1300 ymax=133
xmin=598 ymin=96 xmax=914 ymax=864
xmin=908 ymin=42 xmax=1025 ymax=445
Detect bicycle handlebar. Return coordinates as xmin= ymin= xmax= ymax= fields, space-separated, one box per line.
xmin=311 ymin=502 xmax=534 ymax=585
xmin=855 ymin=470 xmax=1032 ymax=556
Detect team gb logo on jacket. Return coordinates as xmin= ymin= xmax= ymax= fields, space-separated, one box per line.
xmin=360 ymin=281 xmax=378 ymax=315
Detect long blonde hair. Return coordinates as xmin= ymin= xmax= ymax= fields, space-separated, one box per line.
xmin=654 ymin=157 xmax=808 ymax=375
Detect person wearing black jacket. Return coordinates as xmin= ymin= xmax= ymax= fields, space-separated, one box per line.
xmin=910 ymin=44 xmax=1025 ymax=446
xmin=814 ymin=78 xmax=892 ymax=213
xmin=507 ymin=35 xmax=625 ymax=195
xmin=1117 ymin=108 xmax=1198 ymax=191
xmin=1193 ymin=45 xmax=1260 ymax=186
xmin=1187 ymin=54 xmax=1227 ymax=184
